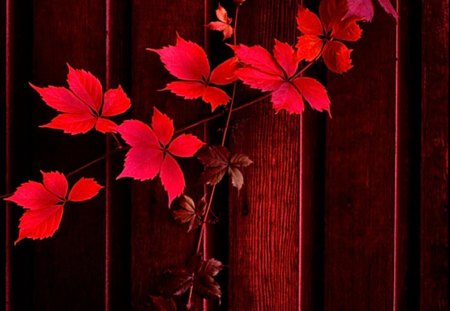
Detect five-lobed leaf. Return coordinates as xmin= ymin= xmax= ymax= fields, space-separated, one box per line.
xmin=148 ymin=34 xmax=239 ymax=111
xmin=31 ymin=64 xmax=131 ymax=135
xmin=172 ymin=195 xmax=207 ymax=232
xmin=4 ymin=171 xmax=103 ymax=244
xmin=117 ymin=107 xmax=204 ymax=205
xmin=232 ymin=41 xmax=331 ymax=114
xmin=197 ymin=145 xmax=253 ymax=190
xmin=296 ymin=0 xmax=363 ymax=73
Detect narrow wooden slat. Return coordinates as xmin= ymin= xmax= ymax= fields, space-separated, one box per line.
xmin=4 ymin=1 xmax=34 ymax=309
xmin=394 ymin=0 xmax=421 ymax=309
xmin=420 ymin=0 xmax=448 ymax=309
xmin=228 ymin=1 xmax=300 ymax=309
xmin=3 ymin=0 xmax=12 ymax=309
xmin=104 ymin=0 xmax=131 ymax=309
xmin=324 ymin=6 xmax=397 ymax=310
xmin=30 ymin=1 xmax=107 ymax=309
xmin=298 ymin=1 xmax=326 ymax=309
xmin=130 ymin=1 xmax=207 ymax=309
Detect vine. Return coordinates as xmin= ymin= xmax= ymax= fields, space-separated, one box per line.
xmin=2 ymin=0 xmax=397 ymax=309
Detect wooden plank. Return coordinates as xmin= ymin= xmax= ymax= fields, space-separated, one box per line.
xmin=420 ymin=0 xmax=448 ymax=310
xmin=323 ymin=5 xmax=397 ymax=310
xmin=104 ymin=0 xmax=131 ymax=309
xmin=394 ymin=1 xmax=421 ymax=310
xmin=130 ymin=1 xmax=207 ymax=309
xmin=29 ymin=0 xmax=107 ymax=309
xmin=228 ymin=0 xmax=301 ymax=309
xmin=298 ymin=1 xmax=326 ymax=309
xmin=4 ymin=1 xmax=34 ymax=309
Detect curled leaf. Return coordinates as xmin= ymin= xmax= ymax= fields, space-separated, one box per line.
xmin=172 ymin=195 xmax=207 ymax=232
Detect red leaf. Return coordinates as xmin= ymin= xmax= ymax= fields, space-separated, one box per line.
xmin=160 ymin=155 xmax=185 ymax=206
xmin=322 ymin=41 xmax=353 ymax=73
xmin=42 ymin=171 xmax=68 ymax=199
xmin=149 ymin=35 xmax=233 ymax=111
xmin=31 ymin=64 xmax=131 ymax=134
xmin=296 ymin=35 xmax=324 ymax=62
xmin=207 ymin=4 xmax=234 ymax=40
xmin=117 ymin=108 xmax=204 ymax=205
xmin=165 ymin=81 xmax=230 ymax=112
xmin=296 ymin=0 xmax=362 ymax=73
xmin=296 ymin=8 xmax=323 ymax=36
xmin=294 ymin=77 xmax=331 ymax=113
xmin=68 ymin=178 xmax=103 ymax=202
xmin=67 ymin=64 xmax=103 ymax=112
xmin=4 ymin=171 xmax=102 ymax=243
xmin=168 ymin=134 xmax=204 ymax=158
xmin=148 ymin=34 xmax=210 ymax=81
xmin=209 ymin=57 xmax=239 ymax=85
xmin=116 ymin=120 xmax=162 ymax=181
xmin=151 ymin=107 xmax=174 ymax=146
xmin=344 ymin=0 xmax=398 ymax=21
xmin=233 ymin=42 xmax=330 ymax=115
xmin=273 ymin=40 xmax=299 ymax=77
xmin=102 ymin=85 xmax=131 ymax=117
xmin=271 ymin=82 xmax=305 ymax=114
xmin=15 ymin=205 xmax=64 ymax=245
xmin=40 ymin=113 xmax=97 ymax=135
xmin=95 ymin=118 xmax=118 ymax=133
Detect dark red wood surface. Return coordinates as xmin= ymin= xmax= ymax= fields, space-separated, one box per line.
xmin=420 ymin=0 xmax=448 ymax=310
xmin=324 ymin=5 xmax=397 ymax=310
xmin=1 ymin=0 xmax=448 ymax=310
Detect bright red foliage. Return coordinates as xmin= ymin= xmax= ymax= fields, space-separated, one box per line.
xmin=207 ymin=4 xmax=234 ymax=40
xmin=296 ymin=0 xmax=363 ymax=73
xmin=117 ymin=107 xmax=204 ymax=205
xmin=31 ymin=64 xmax=131 ymax=134
xmin=4 ymin=171 xmax=102 ymax=244
xmin=148 ymin=35 xmax=238 ymax=111
xmin=232 ymin=41 xmax=331 ymax=114
xmin=344 ymin=0 xmax=398 ymax=21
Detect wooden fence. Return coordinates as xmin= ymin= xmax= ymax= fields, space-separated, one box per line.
xmin=1 ymin=0 xmax=448 ymax=310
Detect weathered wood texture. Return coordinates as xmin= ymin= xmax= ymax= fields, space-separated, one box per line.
xmin=228 ymin=1 xmax=301 ymax=310
xmin=1 ymin=0 xmax=448 ymax=310
xmin=324 ymin=5 xmax=397 ymax=310
xmin=130 ymin=1 xmax=208 ymax=309
xmin=420 ymin=0 xmax=448 ymax=310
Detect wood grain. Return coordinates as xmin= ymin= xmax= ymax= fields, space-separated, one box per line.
xmin=324 ymin=5 xmax=397 ymax=311
xmin=420 ymin=0 xmax=448 ymax=310
xmin=394 ymin=1 xmax=421 ymax=310
xmin=228 ymin=1 xmax=301 ymax=309
xmin=30 ymin=0 xmax=106 ymax=309
xmin=130 ymin=0 xmax=207 ymax=309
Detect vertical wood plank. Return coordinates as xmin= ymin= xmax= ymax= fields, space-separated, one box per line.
xmin=394 ymin=0 xmax=421 ymax=310
xmin=30 ymin=0 xmax=107 ymax=309
xmin=228 ymin=1 xmax=300 ymax=309
xmin=324 ymin=6 xmax=397 ymax=310
xmin=298 ymin=1 xmax=326 ymax=309
xmin=105 ymin=0 xmax=131 ymax=309
xmin=4 ymin=1 xmax=34 ymax=309
xmin=130 ymin=1 xmax=207 ymax=309
xmin=420 ymin=0 xmax=448 ymax=310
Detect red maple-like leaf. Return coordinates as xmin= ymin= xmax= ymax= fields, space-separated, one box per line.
xmin=148 ymin=34 xmax=239 ymax=111
xmin=4 ymin=171 xmax=103 ymax=244
xmin=232 ymin=41 xmax=331 ymax=114
xmin=30 ymin=64 xmax=131 ymax=134
xmin=296 ymin=0 xmax=363 ymax=73
xmin=207 ymin=4 xmax=234 ymax=40
xmin=344 ymin=0 xmax=398 ymax=21
xmin=117 ymin=107 xmax=204 ymax=205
